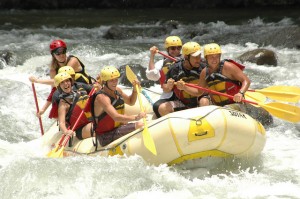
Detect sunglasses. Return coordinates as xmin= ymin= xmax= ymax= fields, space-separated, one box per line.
xmin=53 ymin=48 xmax=67 ymax=55
xmin=169 ymin=46 xmax=182 ymax=51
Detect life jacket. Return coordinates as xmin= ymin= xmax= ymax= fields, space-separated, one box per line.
xmin=51 ymin=82 xmax=93 ymax=120
xmin=159 ymin=56 xmax=182 ymax=86
xmin=60 ymin=87 xmax=93 ymax=130
xmin=91 ymin=90 xmax=125 ymax=135
xmin=67 ymin=55 xmax=94 ymax=84
xmin=167 ymin=60 xmax=203 ymax=107
xmin=205 ymin=59 xmax=245 ymax=106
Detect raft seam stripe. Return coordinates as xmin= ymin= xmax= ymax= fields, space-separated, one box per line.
xmin=216 ymin=108 xmax=227 ymax=149
xmin=168 ymin=115 xmax=184 ymax=156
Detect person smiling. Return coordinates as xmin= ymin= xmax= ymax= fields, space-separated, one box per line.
xmin=54 ymin=72 xmax=93 ymax=140
xmin=91 ymin=66 xmax=146 ymax=146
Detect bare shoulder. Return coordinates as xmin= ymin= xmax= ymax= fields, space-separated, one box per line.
xmin=96 ymin=93 xmax=110 ymax=105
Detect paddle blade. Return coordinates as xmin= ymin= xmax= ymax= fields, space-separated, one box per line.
xmin=125 ymin=65 xmax=137 ymax=83
xmin=259 ymin=102 xmax=300 ymax=123
xmin=49 ymin=147 xmax=65 ymax=158
xmin=255 ymin=86 xmax=300 ymax=102
xmin=245 ymin=91 xmax=266 ymax=105
xmin=142 ymin=121 xmax=157 ymax=155
xmin=47 ymin=146 xmax=64 ymax=158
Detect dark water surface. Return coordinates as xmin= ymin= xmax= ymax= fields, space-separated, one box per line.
xmin=1 ymin=8 xmax=300 ymax=28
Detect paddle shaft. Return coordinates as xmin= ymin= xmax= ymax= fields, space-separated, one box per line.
xmin=158 ymin=51 xmax=177 ymax=62
xmin=185 ymin=83 xmax=259 ymax=106
xmin=31 ymin=83 xmax=44 ymax=136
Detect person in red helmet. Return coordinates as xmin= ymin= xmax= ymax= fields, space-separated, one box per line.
xmin=49 ymin=39 xmax=94 ymax=84
xmin=29 ymin=39 xmax=95 ymax=119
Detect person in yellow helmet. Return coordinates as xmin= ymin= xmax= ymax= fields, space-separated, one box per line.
xmin=154 ymin=41 xmax=205 ymax=117
xmin=50 ymin=66 xmax=100 ymax=119
xmin=177 ymin=43 xmax=250 ymax=106
xmin=147 ymin=36 xmax=183 ymax=117
xmin=91 ymin=66 xmax=146 ymax=146
xmin=147 ymin=36 xmax=183 ymax=84
xmin=54 ymin=72 xmax=94 ymax=140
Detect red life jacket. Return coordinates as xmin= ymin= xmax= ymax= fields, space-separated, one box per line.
xmin=63 ymin=89 xmax=92 ymax=130
xmin=91 ymin=90 xmax=125 ymax=135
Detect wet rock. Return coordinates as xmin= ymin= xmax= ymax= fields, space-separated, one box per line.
xmin=0 ymin=50 xmax=16 ymax=69
xmin=225 ymin=103 xmax=274 ymax=127
xmin=117 ymin=64 xmax=156 ymax=88
xmin=103 ymin=25 xmax=168 ymax=40
xmin=295 ymin=123 xmax=300 ymax=132
xmin=237 ymin=49 xmax=277 ymax=66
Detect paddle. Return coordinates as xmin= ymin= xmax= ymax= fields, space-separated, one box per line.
xmin=47 ymin=87 xmax=96 ymax=158
xmin=31 ymin=83 xmax=44 ymax=136
xmin=157 ymin=51 xmax=177 ymax=62
xmin=244 ymin=91 xmax=266 ymax=104
xmin=184 ymin=83 xmax=300 ymax=123
xmin=248 ymin=85 xmax=300 ymax=102
xmin=126 ymin=65 xmax=157 ymax=155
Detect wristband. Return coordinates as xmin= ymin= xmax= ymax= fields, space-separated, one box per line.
xmin=238 ymin=90 xmax=245 ymax=97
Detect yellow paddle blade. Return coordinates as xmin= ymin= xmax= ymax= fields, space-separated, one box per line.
xmin=142 ymin=119 xmax=157 ymax=155
xmin=245 ymin=91 xmax=266 ymax=106
xmin=47 ymin=145 xmax=60 ymax=157
xmin=125 ymin=65 xmax=137 ymax=83
xmin=137 ymin=85 xmax=157 ymax=155
xmin=259 ymin=102 xmax=300 ymax=123
xmin=126 ymin=65 xmax=157 ymax=155
xmin=47 ymin=146 xmax=65 ymax=158
xmin=253 ymin=86 xmax=300 ymax=102
xmin=50 ymin=146 xmax=65 ymax=158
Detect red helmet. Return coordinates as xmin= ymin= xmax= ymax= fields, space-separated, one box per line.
xmin=49 ymin=40 xmax=67 ymax=53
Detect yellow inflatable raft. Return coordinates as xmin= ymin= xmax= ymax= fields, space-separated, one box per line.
xmin=43 ymin=89 xmax=266 ymax=166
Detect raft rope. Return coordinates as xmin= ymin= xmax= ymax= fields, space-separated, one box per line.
xmin=80 ymin=106 xmax=222 ymax=155
xmin=141 ymin=89 xmax=154 ymax=105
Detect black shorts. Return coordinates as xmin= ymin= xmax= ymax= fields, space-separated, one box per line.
xmin=97 ymin=123 xmax=136 ymax=146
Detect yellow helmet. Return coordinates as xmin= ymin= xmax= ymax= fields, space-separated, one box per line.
xmin=204 ymin=43 xmax=222 ymax=57
xmin=58 ymin=66 xmax=75 ymax=76
xmin=164 ymin=36 xmax=182 ymax=49
xmin=54 ymin=72 xmax=72 ymax=88
xmin=182 ymin=42 xmax=201 ymax=56
xmin=100 ymin=66 xmax=120 ymax=81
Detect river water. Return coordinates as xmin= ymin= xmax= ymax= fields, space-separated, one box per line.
xmin=0 ymin=8 xmax=300 ymax=199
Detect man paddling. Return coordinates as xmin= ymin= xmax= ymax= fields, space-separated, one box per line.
xmin=176 ymin=43 xmax=273 ymax=125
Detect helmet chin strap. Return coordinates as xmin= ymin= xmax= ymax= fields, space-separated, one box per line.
xmin=184 ymin=55 xmax=194 ymax=69
xmin=104 ymin=81 xmax=114 ymax=92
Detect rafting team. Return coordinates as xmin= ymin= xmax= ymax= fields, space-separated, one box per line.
xmin=29 ymin=37 xmax=272 ymax=147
